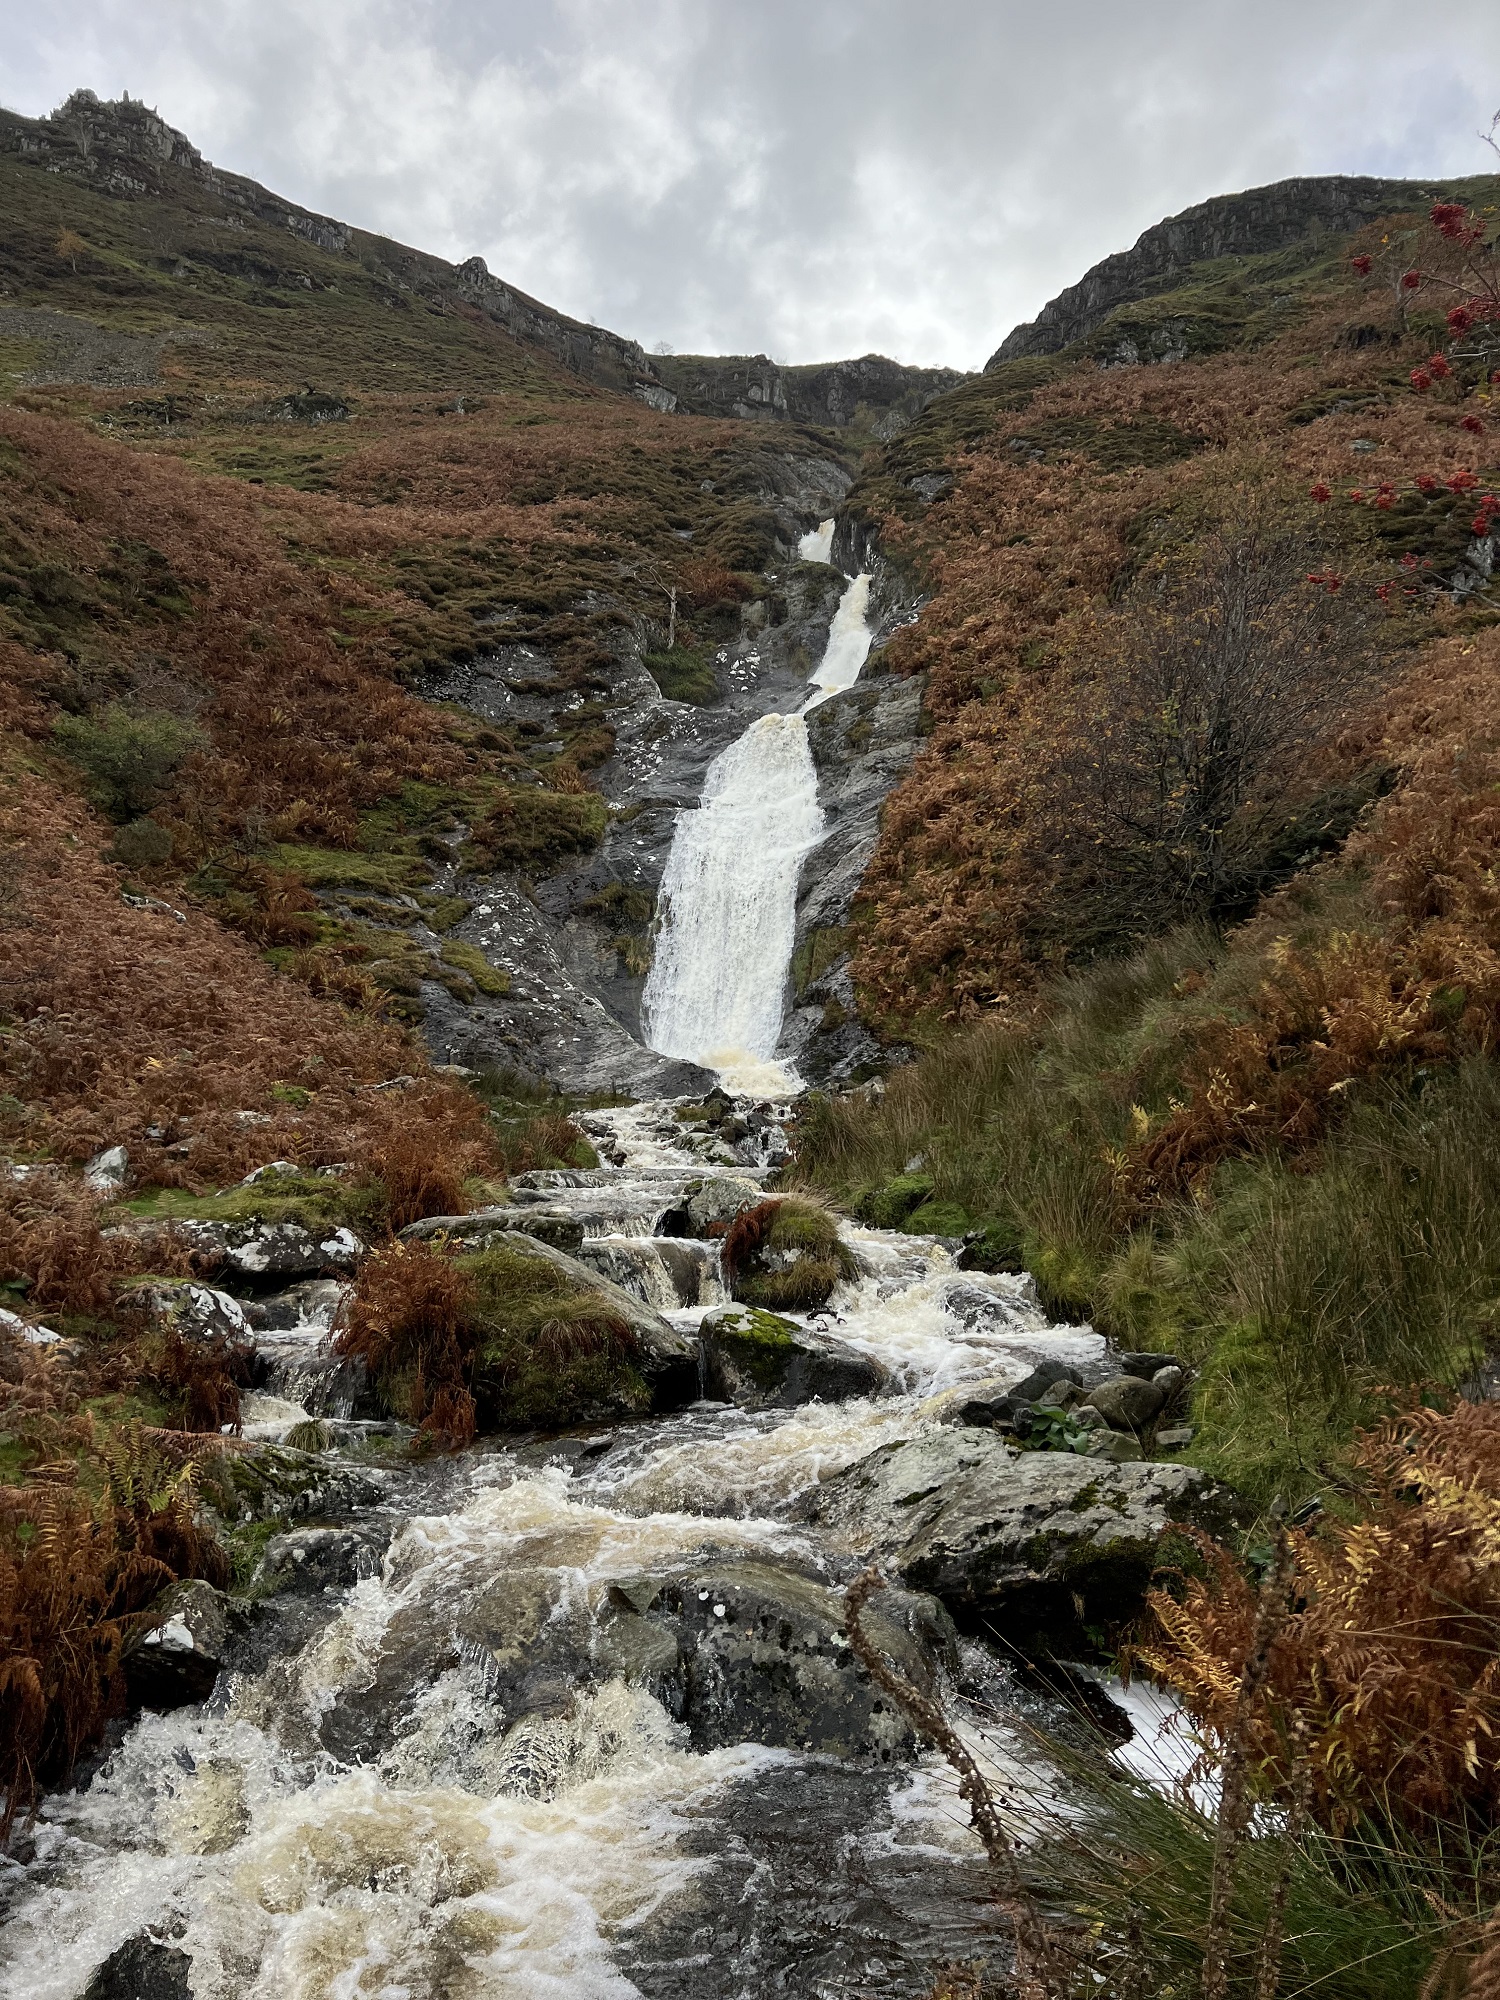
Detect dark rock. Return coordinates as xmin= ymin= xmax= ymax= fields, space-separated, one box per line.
xmin=1118 ymin=1351 xmax=1180 ymax=1379
xmin=242 ymin=1277 xmax=348 ymax=1332
xmin=803 ymin=1427 xmax=1236 ymax=1646
xmin=681 ymin=1175 xmax=763 ymax=1236
xmin=254 ymin=1522 xmax=392 ymax=1597
xmin=124 ymin=1580 xmax=231 ymax=1708
xmin=698 ymin=1304 xmax=887 ymax=1409
xmin=80 ymin=1933 xmax=192 ymax=2000
xmin=599 ymin=1560 xmax=956 ymax=1759
xmin=1084 ymin=1375 xmax=1167 ymax=1432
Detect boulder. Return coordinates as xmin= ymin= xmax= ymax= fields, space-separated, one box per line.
xmin=1084 ymin=1374 xmax=1166 ymax=1432
xmin=0 ymin=1304 xmax=60 ymax=1346
xmin=1118 ymin=1350 xmax=1180 ymax=1379
xmin=681 ymin=1175 xmax=764 ymax=1237
xmin=107 ymin=1217 xmax=365 ymax=1281
xmin=125 ymin=1580 xmax=231 ymax=1708
xmin=116 ymin=1279 xmax=251 ymax=1345
xmin=803 ymin=1427 xmax=1236 ymax=1646
xmin=403 ymin=1205 xmax=585 ymax=1257
xmin=401 ymin=1225 xmax=699 ymax=1409
xmin=596 ymin=1560 xmax=957 ymax=1758
xmin=81 ymin=1934 xmax=192 ymax=2000
xmin=84 ymin=1143 xmax=129 ymax=1192
xmin=699 ymin=1304 xmax=887 ymax=1409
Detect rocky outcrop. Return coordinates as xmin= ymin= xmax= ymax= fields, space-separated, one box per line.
xmin=653 ymin=351 xmax=969 ymax=437
xmin=105 ymin=1215 xmax=364 ymax=1282
xmin=81 ymin=1934 xmax=193 ymax=2000
xmin=991 ymin=174 xmax=1485 ymax=365
xmin=804 ymin=1427 xmax=1237 ymax=1645
xmin=698 ymin=1304 xmax=888 ymax=1408
xmin=116 ymin=1280 xmax=252 ymax=1344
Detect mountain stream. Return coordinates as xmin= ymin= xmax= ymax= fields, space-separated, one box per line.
xmin=0 ymin=545 xmax=1183 ymax=2000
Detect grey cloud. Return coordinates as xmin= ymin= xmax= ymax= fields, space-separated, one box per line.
xmin=3 ymin=0 xmax=1499 ymax=368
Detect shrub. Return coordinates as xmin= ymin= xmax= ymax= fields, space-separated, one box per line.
xmin=52 ymin=706 xmax=207 ymax=823
xmin=1140 ymin=1399 xmax=1500 ymax=1843
xmin=105 ymin=817 xmax=174 ymax=870
xmin=0 ymin=1424 xmax=228 ymax=1838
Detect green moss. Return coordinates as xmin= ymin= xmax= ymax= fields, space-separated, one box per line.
xmin=904 ymin=1198 xmax=974 ymax=1237
xmin=439 ymin=939 xmax=510 ymax=996
xmin=853 ymin=1172 xmax=934 ymax=1229
xmin=643 ymin=644 xmax=719 ymax=705
xmin=708 ymin=1306 xmax=798 ymax=1390
xmin=458 ymin=1242 xmax=649 ymax=1428
xmin=463 ymin=784 xmax=606 ymax=872
xmin=118 ymin=1174 xmax=358 ymax=1231
xmin=222 ymin=1515 xmax=289 ymax=1595
xmin=269 ymin=843 xmax=429 ymax=894
xmin=790 ymin=926 xmax=849 ymax=1002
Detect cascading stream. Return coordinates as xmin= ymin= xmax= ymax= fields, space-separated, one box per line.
xmin=1 ymin=1100 xmax=1189 ymax=2000
xmin=641 ymin=553 xmax=873 ymax=1094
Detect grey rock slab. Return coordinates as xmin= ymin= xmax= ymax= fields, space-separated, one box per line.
xmin=803 ymin=1427 xmax=1235 ymax=1642
xmin=699 ymin=1304 xmax=888 ymax=1410
xmin=255 ymin=1522 xmax=392 ymax=1598
xmin=599 ymin=1558 xmax=957 ymax=1760
xmin=84 ymin=1143 xmax=129 ymax=1191
xmin=402 ymin=1203 xmax=585 ymax=1256
xmin=106 ymin=1216 xmax=365 ymax=1280
xmin=242 ymin=1277 xmax=349 ymax=1333
xmin=682 ymin=1174 xmax=765 ymax=1236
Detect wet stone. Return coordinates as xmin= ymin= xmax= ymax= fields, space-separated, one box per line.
xmin=698 ymin=1303 xmax=888 ymax=1408
xmin=80 ymin=1933 xmax=193 ymax=2000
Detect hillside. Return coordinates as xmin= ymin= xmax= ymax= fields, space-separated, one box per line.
xmin=7 ymin=88 xmax=1500 ymax=1993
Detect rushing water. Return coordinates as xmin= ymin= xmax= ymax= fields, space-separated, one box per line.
xmin=641 ymin=563 xmax=874 ymax=1095
xmin=0 ymin=1103 xmax=1126 ymax=2000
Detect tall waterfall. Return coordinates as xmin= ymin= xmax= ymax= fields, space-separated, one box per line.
xmin=642 ymin=567 xmax=873 ymax=1094
xmin=642 ymin=714 xmax=824 ymax=1094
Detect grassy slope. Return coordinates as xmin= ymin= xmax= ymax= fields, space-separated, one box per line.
xmin=794 ymin=178 xmax=1500 ymax=1505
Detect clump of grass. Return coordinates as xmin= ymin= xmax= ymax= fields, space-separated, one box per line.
xmin=642 ymin=644 xmax=719 ymax=705
xmin=336 ymin=1236 xmax=643 ymax=1440
xmin=722 ymin=1195 xmax=859 ymax=1312
xmin=464 ymin=784 xmax=606 ymax=871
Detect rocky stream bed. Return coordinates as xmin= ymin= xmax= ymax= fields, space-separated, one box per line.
xmin=0 ymin=1102 xmax=1228 ymax=2000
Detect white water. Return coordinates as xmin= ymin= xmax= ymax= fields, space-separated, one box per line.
xmin=1 ymin=1104 xmax=1113 ymax=2000
xmin=641 ymin=568 xmax=874 ymax=1093
xmin=796 ymin=517 xmax=835 ymax=563
xmin=641 ymin=714 xmax=824 ymax=1095
xmin=803 ymin=571 xmax=873 ymax=709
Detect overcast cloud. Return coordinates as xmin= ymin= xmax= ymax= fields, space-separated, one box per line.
xmin=3 ymin=1 xmax=1499 ymax=369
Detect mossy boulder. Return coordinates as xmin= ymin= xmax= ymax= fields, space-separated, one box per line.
xmin=722 ymin=1196 xmax=859 ymax=1312
xmin=699 ymin=1304 xmax=887 ymax=1409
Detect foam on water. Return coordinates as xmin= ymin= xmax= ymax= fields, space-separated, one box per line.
xmin=796 ymin=518 xmax=835 ymax=563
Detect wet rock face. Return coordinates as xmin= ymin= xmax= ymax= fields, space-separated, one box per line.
xmin=698 ymin=1305 xmax=887 ymax=1409
xmin=125 ymin=1580 xmax=233 ymax=1709
xmin=80 ymin=1932 xmax=194 ymax=2000
xmin=600 ymin=1560 xmax=955 ymax=1759
xmin=804 ymin=1428 xmax=1236 ymax=1645
xmin=254 ymin=1522 xmax=392 ymax=1599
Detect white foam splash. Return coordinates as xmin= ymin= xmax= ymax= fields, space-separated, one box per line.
xmin=803 ymin=572 xmax=873 ymax=710
xmin=796 ymin=518 xmax=835 ymax=563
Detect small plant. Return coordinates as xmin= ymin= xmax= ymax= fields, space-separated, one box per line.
xmin=52 ymin=706 xmax=206 ymax=823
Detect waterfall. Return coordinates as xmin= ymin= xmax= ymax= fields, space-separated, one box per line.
xmin=804 ymin=571 xmax=873 ymax=708
xmin=642 ymin=714 xmax=824 ymax=1094
xmin=797 ymin=517 xmax=835 ymax=562
xmin=642 ymin=568 xmax=875 ymax=1094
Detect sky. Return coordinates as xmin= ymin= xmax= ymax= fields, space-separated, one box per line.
xmin=3 ymin=1 xmax=1500 ymax=371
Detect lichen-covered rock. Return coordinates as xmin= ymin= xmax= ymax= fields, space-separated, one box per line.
xmin=242 ymin=1277 xmax=349 ymax=1332
xmin=117 ymin=1279 xmax=251 ymax=1344
xmin=202 ymin=1441 xmax=386 ymax=1527
xmin=698 ymin=1304 xmax=887 ymax=1409
xmin=803 ymin=1427 xmax=1237 ymax=1646
xmin=681 ymin=1175 xmax=764 ymax=1236
xmin=107 ymin=1216 xmax=364 ymax=1280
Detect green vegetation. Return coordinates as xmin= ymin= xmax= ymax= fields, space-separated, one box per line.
xmin=643 ymin=643 xmax=719 ymax=704
xmin=464 ymin=783 xmax=606 ymax=871
xmin=794 ymin=928 xmax=1500 ymax=1505
xmin=463 ymin=1242 xmax=647 ymax=1427
xmin=52 ymin=704 xmax=206 ymax=821
xmin=119 ymin=1168 xmax=363 ymax=1232
xmin=722 ymin=1195 xmax=860 ymax=1312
